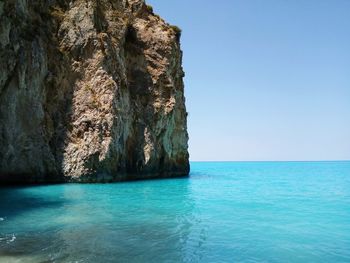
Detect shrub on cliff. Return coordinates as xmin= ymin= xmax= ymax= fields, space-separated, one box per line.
xmin=170 ymin=25 xmax=182 ymax=41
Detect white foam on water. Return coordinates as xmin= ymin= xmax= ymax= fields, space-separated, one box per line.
xmin=0 ymin=234 xmax=16 ymax=244
xmin=0 ymin=217 xmax=4 ymax=221
xmin=7 ymin=234 xmax=16 ymax=243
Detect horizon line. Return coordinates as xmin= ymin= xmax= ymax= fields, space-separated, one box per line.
xmin=189 ymin=160 xmax=350 ymax=163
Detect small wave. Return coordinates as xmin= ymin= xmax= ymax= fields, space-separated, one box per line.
xmin=0 ymin=234 xmax=16 ymax=244
xmin=7 ymin=234 xmax=16 ymax=243
xmin=0 ymin=218 xmax=4 ymax=221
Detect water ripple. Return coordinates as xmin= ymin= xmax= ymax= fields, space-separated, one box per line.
xmin=0 ymin=161 xmax=349 ymax=262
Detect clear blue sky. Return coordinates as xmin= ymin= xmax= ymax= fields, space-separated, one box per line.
xmin=147 ymin=0 xmax=350 ymax=161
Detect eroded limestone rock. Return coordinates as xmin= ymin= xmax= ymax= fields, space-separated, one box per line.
xmin=0 ymin=0 xmax=189 ymax=183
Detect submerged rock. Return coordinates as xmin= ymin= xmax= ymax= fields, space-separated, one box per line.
xmin=0 ymin=0 xmax=189 ymax=183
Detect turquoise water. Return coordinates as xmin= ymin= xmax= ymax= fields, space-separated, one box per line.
xmin=0 ymin=161 xmax=350 ymax=263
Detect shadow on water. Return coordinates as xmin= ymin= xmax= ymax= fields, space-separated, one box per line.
xmin=0 ymin=180 xmax=208 ymax=262
xmin=0 ymin=186 xmax=67 ymax=261
xmin=0 ymin=186 xmax=66 ymax=218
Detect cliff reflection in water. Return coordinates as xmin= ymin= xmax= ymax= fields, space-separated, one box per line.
xmin=0 ymin=179 xmax=206 ymax=262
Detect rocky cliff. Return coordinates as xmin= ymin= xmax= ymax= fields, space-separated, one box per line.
xmin=0 ymin=0 xmax=189 ymax=183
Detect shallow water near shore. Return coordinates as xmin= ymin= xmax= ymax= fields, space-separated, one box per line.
xmin=1 ymin=161 xmax=350 ymax=263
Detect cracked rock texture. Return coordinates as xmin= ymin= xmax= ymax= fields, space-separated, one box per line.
xmin=0 ymin=0 xmax=189 ymax=183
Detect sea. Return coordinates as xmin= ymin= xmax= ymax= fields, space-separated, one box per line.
xmin=0 ymin=161 xmax=349 ymax=263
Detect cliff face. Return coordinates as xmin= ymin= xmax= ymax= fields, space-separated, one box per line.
xmin=0 ymin=0 xmax=189 ymax=183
